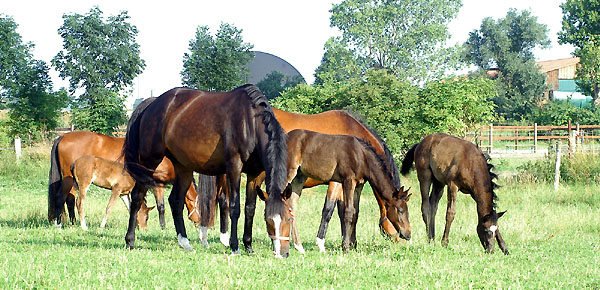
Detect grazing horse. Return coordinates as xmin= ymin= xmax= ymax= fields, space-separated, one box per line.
xmin=196 ymin=108 xmax=410 ymax=253
xmin=123 ymin=85 xmax=290 ymax=257
xmin=48 ymin=131 xmax=199 ymax=228
xmin=285 ymin=129 xmax=411 ymax=252
xmin=70 ymin=155 xmax=155 ymax=230
xmin=401 ymin=133 xmax=509 ymax=254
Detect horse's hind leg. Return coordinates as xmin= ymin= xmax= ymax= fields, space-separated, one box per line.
xmin=218 ymin=181 xmax=230 ymax=247
xmin=316 ymin=182 xmax=342 ymax=253
xmin=428 ymin=179 xmax=444 ymax=241
xmin=101 ymin=188 xmax=122 ymax=228
xmin=125 ymin=184 xmax=148 ymax=249
xmin=168 ymin=170 xmax=194 ymax=251
xmin=441 ymin=183 xmax=458 ymax=247
xmin=288 ymin=173 xmax=306 ymax=254
xmin=417 ymin=171 xmax=434 ymax=242
xmin=349 ymin=183 xmax=364 ymax=249
xmin=75 ymin=182 xmax=90 ymax=231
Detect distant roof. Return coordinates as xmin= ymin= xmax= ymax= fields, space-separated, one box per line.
xmin=247 ymin=51 xmax=305 ymax=84
xmin=536 ymin=57 xmax=580 ymax=73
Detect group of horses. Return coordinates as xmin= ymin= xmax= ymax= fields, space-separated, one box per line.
xmin=47 ymin=84 xmax=509 ymax=258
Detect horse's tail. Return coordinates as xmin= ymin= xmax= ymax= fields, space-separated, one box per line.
xmin=122 ymin=99 xmax=159 ymax=189
xmin=197 ymin=174 xmax=217 ymax=227
xmin=48 ymin=135 xmax=63 ymax=222
xmin=400 ymin=143 xmax=418 ymax=176
xmin=243 ymin=85 xmax=288 ymax=216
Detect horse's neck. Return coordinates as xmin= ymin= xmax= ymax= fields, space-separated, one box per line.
xmin=363 ymin=150 xmax=394 ymax=200
xmin=474 ymin=191 xmax=495 ymax=219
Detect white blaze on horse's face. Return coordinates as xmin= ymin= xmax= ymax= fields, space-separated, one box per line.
xmin=272 ymin=215 xmax=282 ymax=258
xmin=489 ymin=225 xmax=498 ymax=233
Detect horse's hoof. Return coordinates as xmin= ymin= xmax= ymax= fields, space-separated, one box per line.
xmin=316 ymin=237 xmax=326 ymax=253
xmin=177 ymin=234 xmax=195 ymax=252
xmin=230 ymin=249 xmax=241 ymax=256
xmin=294 ymin=243 xmax=306 ymax=254
xmin=244 ymin=245 xmax=255 ymax=254
xmin=220 ymin=232 xmax=230 ymax=247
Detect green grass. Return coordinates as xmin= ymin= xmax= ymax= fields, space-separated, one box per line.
xmin=0 ymin=147 xmax=599 ymax=288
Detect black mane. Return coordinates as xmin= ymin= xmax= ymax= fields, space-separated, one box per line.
xmin=343 ymin=110 xmax=402 ymax=191
xmin=356 ymin=138 xmax=397 ymax=193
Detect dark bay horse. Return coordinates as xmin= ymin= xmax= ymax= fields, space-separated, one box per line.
xmin=196 ymin=108 xmax=409 ymax=253
xmin=401 ymin=133 xmax=509 ymax=254
xmin=71 ymin=155 xmax=155 ymax=230
xmin=123 ymin=85 xmax=290 ymax=256
xmin=285 ymin=129 xmax=411 ymax=251
xmin=48 ymin=131 xmax=199 ymax=228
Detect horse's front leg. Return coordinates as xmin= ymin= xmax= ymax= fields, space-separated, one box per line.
xmin=217 ymin=175 xmax=230 ymax=247
xmin=125 ymin=185 xmax=148 ymax=249
xmin=169 ymin=170 xmax=194 ymax=251
xmin=341 ymin=179 xmax=357 ymax=252
xmin=226 ymin=160 xmax=243 ymax=255
xmin=151 ymin=186 xmax=166 ymax=230
xmin=101 ymin=188 xmax=122 ymax=228
xmin=243 ymin=172 xmax=264 ymax=253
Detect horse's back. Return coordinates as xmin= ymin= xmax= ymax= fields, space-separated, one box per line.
xmin=58 ymin=131 xmax=124 ymax=178
xmin=417 ymin=133 xmax=488 ymax=187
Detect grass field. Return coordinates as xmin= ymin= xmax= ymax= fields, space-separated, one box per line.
xmin=0 ymin=145 xmax=599 ymax=289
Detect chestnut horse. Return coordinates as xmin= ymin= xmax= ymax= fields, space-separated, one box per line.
xmin=71 ymin=155 xmax=155 ymax=230
xmin=196 ymin=108 xmax=409 ymax=253
xmin=401 ymin=133 xmax=509 ymax=254
xmin=48 ymin=131 xmax=199 ymax=228
xmin=123 ymin=85 xmax=290 ymax=256
xmin=285 ymin=129 xmax=411 ymax=251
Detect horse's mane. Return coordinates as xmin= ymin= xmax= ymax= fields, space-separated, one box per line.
xmin=127 ymin=97 xmax=157 ymax=133
xmin=238 ymin=84 xmax=288 ymax=217
xmin=483 ymin=152 xmax=499 ymax=210
xmin=342 ymin=110 xmax=402 ymax=191
xmin=356 ymin=138 xmax=397 ymax=193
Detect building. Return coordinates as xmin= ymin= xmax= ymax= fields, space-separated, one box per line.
xmin=537 ymin=57 xmax=591 ymax=107
xmin=247 ymin=51 xmax=305 ymax=84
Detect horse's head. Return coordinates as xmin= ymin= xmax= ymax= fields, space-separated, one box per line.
xmin=137 ymin=202 xmax=155 ymax=230
xmin=476 ymin=210 xmax=506 ymax=254
xmin=264 ymin=193 xmax=292 ymax=258
xmin=383 ymin=186 xmax=412 ymax=241
xmin=185 ymin=190 xmax=200 ymax=226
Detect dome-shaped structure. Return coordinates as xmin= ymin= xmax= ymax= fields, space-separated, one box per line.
xmin=247 ymin=51 xmax=305 ymax=84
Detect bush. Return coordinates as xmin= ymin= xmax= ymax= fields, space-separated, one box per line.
xmin=517 ymin=149 xmax=600 ymax=184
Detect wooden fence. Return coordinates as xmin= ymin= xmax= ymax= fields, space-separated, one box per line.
xmin=476 ymin=121 xmax=600 ymax=153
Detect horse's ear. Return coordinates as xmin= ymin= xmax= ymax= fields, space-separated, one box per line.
xmin=283 ymin=186 xmax=293 ymax=200
xmin=257 ymin=188 xmax=268 ymax=201
xmin=497 ymin=211 xmax=506 ymax=219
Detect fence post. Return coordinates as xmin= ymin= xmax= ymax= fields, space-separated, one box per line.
xmin=568 ymin=120 xmax=572 ymax=154
xmin=488 ymin=124 xmax=493 ymax=154
xmin=554 ymin=143 xmax=561 ymax=191
xmin=15 ymin=137 xmax=21 ymax=162
xmin=534 ymin=123 xmax=538 ymax=153
xmin=576 ymin=123 xmax=580 ymax=149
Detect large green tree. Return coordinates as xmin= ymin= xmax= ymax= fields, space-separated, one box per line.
xmin=52 ymin=7 xmax=145 ymax=135
xmin=256 ymin=71 xmax=304 ymax=100
xmin=559 ymin=0 xmax=600 ymax=105
xmin=463 ymin=9 xmax=550 ymax=121
xmin=320 ymin=0 xmax=463 ymax=84
xmin=1 ymin=15 xmax=68 ymax=140
xmin=0 ymin=15 xmax=30 ymax=107
xmin=181 ymin=23 xmax=254 ymax=91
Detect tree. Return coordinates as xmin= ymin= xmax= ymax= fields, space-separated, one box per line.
xmin=463 ymin=9 xmax=551 ymax=121
xmin=181 ymin=23 xmax=254 ymax=91
xmin=313 ymin=37 xmax=368 ymax=85
xmin=325 ymin=0 xmax=463 ymax=84
xmin=1 ymin=15 xmax=68 ymax=140
xmin=256 ymin=71 xmax=304 ymax=99
xmin=52 ymin=7 xmax=145 ymax=134
xmin=0 ymin=15 xmax=30 ymax=108
xmin=559 ymin=0 xmax=600 ymax=105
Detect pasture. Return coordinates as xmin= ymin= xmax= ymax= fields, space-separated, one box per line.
xmin=0 ymin=144 xmax=599 ymax=289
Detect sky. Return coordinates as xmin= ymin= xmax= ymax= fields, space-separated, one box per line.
xmin=3 ymin=0 xmax=575 ymax=108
